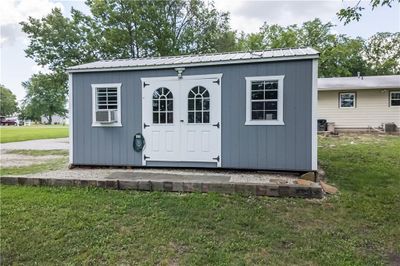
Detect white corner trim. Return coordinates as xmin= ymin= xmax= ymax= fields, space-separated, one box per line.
xmin=311 ymin=59 xmax=318 ymax=171
xmin=91 ymin=83 xmax=122 ymax=127
xmin=68 ymin=73 xmax=73 ymax=164
xmin=244 ymin=75 xmax=285 ymax=126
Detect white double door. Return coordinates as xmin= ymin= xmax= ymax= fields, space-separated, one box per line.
xmin=141 ymin=74 xmax=222 ymax=166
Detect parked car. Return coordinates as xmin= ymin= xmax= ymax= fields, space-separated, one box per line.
xmin=0 ymin=116 xmax=18 ymax=126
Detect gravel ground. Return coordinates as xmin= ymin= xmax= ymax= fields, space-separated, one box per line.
xmin=0 ymin=138 xmax=69 ymax=150
xmin=25 ymin=167 xmax=301 ymax=185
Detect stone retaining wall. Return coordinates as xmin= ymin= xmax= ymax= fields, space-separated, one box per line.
xmin=0 ymin=176 xmax=324 ymax=198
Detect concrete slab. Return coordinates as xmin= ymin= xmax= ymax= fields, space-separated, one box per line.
xmin=107 ymin=171 xmax=231 ymax=183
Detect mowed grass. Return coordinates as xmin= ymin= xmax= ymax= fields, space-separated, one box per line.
xmin=1 ymin=134 xmax=399 ymax=265
xmin=0 ymin=126 xmax=68 ymax=143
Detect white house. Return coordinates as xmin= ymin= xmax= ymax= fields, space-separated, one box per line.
xmin=41 ymin=114 xmax=69 ymax=125
xmin=318 ymin=75 xmax=400 ymax=131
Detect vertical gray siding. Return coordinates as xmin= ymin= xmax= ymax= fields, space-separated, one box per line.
xmin=72 ymin=59 xmax=313 ymax=171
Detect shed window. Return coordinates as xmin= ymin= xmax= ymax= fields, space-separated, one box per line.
xmin=188 ymin=86 xmax=210 ymax=123
xmin=245 ymin=76 xmax=284 ymax=125
xmin=91 ymin=83 xmax=122 ymax=127
xmin=96 ymin=87 xmax=118 ymax=110
xmin=390 ymin=91 xmax=400 ymax=106
xmin=339 ymin=92 xmax=356 ymax=108
xmin=152 ymin=87 xmax=173 ymax=124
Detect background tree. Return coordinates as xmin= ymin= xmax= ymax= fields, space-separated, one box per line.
xmin=337 ymin=0 xmax=399 ymax=24
xmin=22 ymin=73 xmax=67 ymax=124
xmin=0 ymin=85 xmax=18 ymax=117
xmin=236 ymin=19 xmax=369 ymax=77
xmin=364 ymin=32 xmax=400 ymax=75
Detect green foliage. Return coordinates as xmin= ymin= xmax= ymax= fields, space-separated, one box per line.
xmin=21 ymin=73 xmax=67 ymax=124
xmin=237 ymin=19 xmax=372 ymax=77
xmin=1 ymin=134 xmax=399 ymax=264
xmin=0 ymin=85 xmax=18 ymax=117
xmin=20 ymin=2 xmax=399 ymax=81
xmin=337 ymin=0 xmax=398 ymax=24
xmin=0 ymin=126 xmax=68 ymax=143
xmin=364 ymin=32 xmax=400 ymax=75
xmin=21 ymin=8 xmax=98 ymax=72
xmin=21 ymin=0 xmax=231 ymax=65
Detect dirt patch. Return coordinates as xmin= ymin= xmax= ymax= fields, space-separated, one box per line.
xmin=0 ymin=152 xmax=64 ymax=167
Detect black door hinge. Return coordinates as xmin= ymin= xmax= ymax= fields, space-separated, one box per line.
xmin=144 ymin=123 xmax=150 ymax=128
xmin=213 ymin=79 xmax=220 ymax=85
xmin=212 ymin=155 xmax=220 ymax=162
xmin=143 ymin=82 xmax=149 ymax=87
xmin=144 ymin=154 xmax=150 ymax=160
xmin=212 ymin=122 xmax=220 ymax=128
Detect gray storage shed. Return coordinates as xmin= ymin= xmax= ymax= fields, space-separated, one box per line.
xmin=67 ymin=47 xmax=319 ymax=172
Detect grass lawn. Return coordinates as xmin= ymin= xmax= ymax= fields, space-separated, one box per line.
xmin=1 ymin=134 xmax=399 ymax=264
xmin=0 ymin=126 xmax=68 ymax=143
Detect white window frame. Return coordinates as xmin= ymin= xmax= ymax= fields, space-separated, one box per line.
xmin=91 ymin=83 xmax=122 ymax=127
xmin=245 ymin=75 xmax=284 ymax=126
xmin=339 ymin=92 xmax=356 ymax=109
xmin=389 ymin=91 xmax=400 ymax=107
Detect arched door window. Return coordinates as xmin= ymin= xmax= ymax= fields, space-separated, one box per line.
xmin=188 ymin=86 xmax=210 ymax=123
xmin=153 ymin=87 xmax=173 ymax=124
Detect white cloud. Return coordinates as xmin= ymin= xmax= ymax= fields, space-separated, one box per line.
xmin=31 ymin=64 xmax=51 ymax=74
xmin=0 ymin=0 xmax=64 ymax=45
xmin=214 ymin=0 xmax=346 ymax=33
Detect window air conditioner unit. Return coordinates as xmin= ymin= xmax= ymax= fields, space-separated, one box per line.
xmin=96 ymin=110 xmax=117 ymax=123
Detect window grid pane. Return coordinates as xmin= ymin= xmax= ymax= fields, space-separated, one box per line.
xmin=96 ymin=87 xmax=119 ymax=111
xmin=152 ymin=87 xmax=173 ymax=124
xmin=187 ymin=86 xmax=210 ymax=124
xmin=250 ymin=81 xmax=278 ymax=121
xmin=391 ymin=92 xmax=400 ymax=106
xmin=340 ymin=93 xmax=355 ymax=108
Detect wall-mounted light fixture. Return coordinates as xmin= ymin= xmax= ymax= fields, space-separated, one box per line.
xmin=175 ymin=67 xmax=185 ymax=79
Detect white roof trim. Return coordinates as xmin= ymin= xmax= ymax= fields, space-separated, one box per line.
xmin=318 ymin=75 xmax=400 ymax=91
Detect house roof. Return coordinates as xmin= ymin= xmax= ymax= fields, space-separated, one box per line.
xmin=67 ymin=47 xmax=319 ymax=73
xmin=318 ymin=75 xmax=400 ymax=91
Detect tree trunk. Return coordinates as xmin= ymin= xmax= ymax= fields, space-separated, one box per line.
xmin=47 ymin=115 xmax=52 ymax=125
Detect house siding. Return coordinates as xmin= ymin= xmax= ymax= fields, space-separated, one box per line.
xmin=72 ymin=60 xmax=314 ymax=171
xmin=318 ymin=89 xmax=400 ymax=128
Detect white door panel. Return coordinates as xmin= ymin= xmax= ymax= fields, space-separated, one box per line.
xmin=142 ymin=80 xmax=181 ymax=163
xmin=180 ymin=78 xmax=221 ymax=165
xmin=141 ymin=75 xmax=221 ymax=166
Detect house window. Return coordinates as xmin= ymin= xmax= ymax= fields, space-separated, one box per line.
xmin=245 ymin=76 xmax=284 ymax=125
xmin=91 ymin=83 xmax=122 ymax=127
xmin=390 ymin=91 xmax=400 ymax=106
xmin=152 ymin=87 xmax=173 ymax=124
xmin=339 ymin=92 xmax=356 ymax=108
xmin=188 ymin=86 xmax=210 ymax=123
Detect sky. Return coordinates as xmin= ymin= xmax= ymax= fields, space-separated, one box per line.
xmin=0 ymin=0 xmax=399 ymax=102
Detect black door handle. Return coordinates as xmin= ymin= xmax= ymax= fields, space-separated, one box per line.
xmin=180 ymin=120 xmax=184 ymax=122
xmin=212 ymin=122 xmax=220 ymax=128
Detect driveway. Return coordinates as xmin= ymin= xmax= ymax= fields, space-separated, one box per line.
xmin=0 ymin=138 xmax=69 ymax=151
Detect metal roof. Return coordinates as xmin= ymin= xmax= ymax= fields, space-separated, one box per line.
xmin=318 ymin=75 xmax=400 ymax=91
xmin=67 ymin=47 xmax=319 ymax=73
